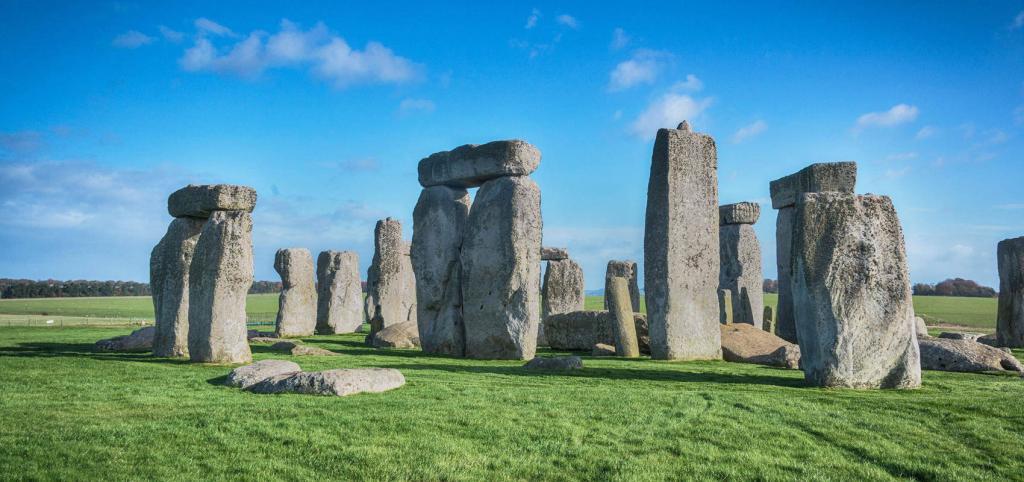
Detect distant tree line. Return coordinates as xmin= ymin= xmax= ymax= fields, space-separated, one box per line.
xmin=0 ymin=279 xmax=285 ymax=299
xmin=912 ymin=278 xmax=996 ymax=298
xmin=763 ymin=279 xmax=778 ymax=294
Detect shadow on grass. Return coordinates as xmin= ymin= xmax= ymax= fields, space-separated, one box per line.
xmin=0 ymin=342 xmax=192 ymax=365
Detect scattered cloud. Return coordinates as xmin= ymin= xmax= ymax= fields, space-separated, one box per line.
xmin=915 ymin=125 xmax=936 ymax=140
xmin=158 ymin=25 xmax=184 ymax=43
xmin=731 ymin=120 xmax=767 ymax=143
xmin=608 ymin=49 xmax=670 ymax=91
xmin=195 ymin=17 xmax=234 ymax=37
xmin=610 ymin=27 xmax=630 ymax=50
xmin=398 ymin=98 xmax=436 ymax=115
xmin=112 ymin=30 xmax=154 ymax=48
xmin=671 ymin=74 xmax=703 ymax=92
xmin=525 ymin=8 xmax=540 ymax=29
xmin=630 ymin=93 xmax=713 ymax=139
xmin=1012 ymin=11 xmax=1024 ymax=30
xmin=854 ymin=104 xmax=918 ymax=132
xmin=556 ymin=14 xmax=579 ymax=29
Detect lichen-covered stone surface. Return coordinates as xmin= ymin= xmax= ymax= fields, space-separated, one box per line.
xmin=541 ymin=259 xmax=585 ymax=319
xmin=151 ymin=216 xmax=205 ymax=357
xmin=365 ymin=218 xmax=417 ymax=338
xmin=997 ymin=236 xmax=1024 ymax=348
xmin=541 ymin=247 xmax=569 ymax=261
xmin=274 ymin=248 xmax=316 ymax=338
xmin=418 ymin=140 xmax=540 ymax=188
xmin=919 ymin=338 xmax=1023 ymax=374
xmin=225 ymin=360 xmax=301 ymax=389
xmin=167 ymin=184 xmax=257 ymax=218
xmin=768 ymin=162 xmax=856 ymax=209
xmin=315 ymin=251 xmax=362 ymax=334
xmin=718 ymin=202 xmax=760 ymax=225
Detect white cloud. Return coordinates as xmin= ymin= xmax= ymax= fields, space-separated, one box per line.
xmin=671 ymin=74 xmax=703 ymax=92
xmin=195 ymin=17 xmax=234 ymax=37
xmin=610 ymin=28 xmax=630 ymax=50
xmin=854 ymin=103 xmax=919 ymax=131
xmin=112 ymin=30 xmax=154 ymax=48
xmin=398 ymin=98 xmax=436 ymax=115
xmin=158 ymin=25 xmax=184 ymax=43
xmin=525 ymin=8 xmax=540 ymax=29
xmin=731 ymin=120 xmax=767 ymax=143
xmin=608 ymin=49 xmax=669 ymax=91
xmin=915 ymin=125 xmax=936 ymax=140
xmin=630 ymin=93 xmax=713 ymax=139
xmin=1013 ymin=11 xmax=1024 ymax=29
xmin=556 ymin=14 xmax=579 ymax=29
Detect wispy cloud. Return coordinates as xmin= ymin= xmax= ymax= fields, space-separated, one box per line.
xmin=158 ymin=25 xmax=184 ymax=43
xmin=915 ymin=125 xmax=936 ymax=140
xmin=195 ymin=17 xmax=234 ymax=37
xmin=398 ymin=98 xmax=436 ymax=115
xmin=1012 ymin=11 xmax=1024 ymax=30
xmin=630 ymin=93 xmax=713 ymax=139
xmin=731 ymin=120 xmax=767 ymax=143
xmin=556 ymin=14 xmax=579 ymax=29
xmin=610 ymin=27 xmax=630 ymax=50
xmin=882 ymin=166 xmax=912 ymax=180
xmin=608 ymin=49 xmax=670 ymax=91
xmin=671 ymin=74 xmax=703 ymax=92
xmin=112 ymin=30 xmax=154 ymax=48
xmin=524 ymin=8 xmax=540 ymax=29
xmin=854 ymin=103 xmax=918 ymax=132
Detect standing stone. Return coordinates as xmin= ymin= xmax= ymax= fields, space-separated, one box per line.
xmin=461 ymin=176 xmax=542 ymax=359
xmin=790 ymin=193 xmax=920 ymax=389
xmin=412 ymin=186 xmax=472 ymax=356
xmin=542 ymin=259 xmax=585 ymax=319
xmin=603 ymin=260 xmax=640 ymax=312
xmin=273 ymin=248 xmax=316 ymax=338
xmin=997 ymin=237 xmax=1024 ymax=348
xmin=718 ymin=289 xmax=733 ymax=325
xmin=315 ymin=251 xmax=362 ymax=334
xmin=418 ymin=140 xmax=541 ymax=188
xmin=763 ymin=306 xmax=774 ymax=334
xmin=608 ymin=277 xmax=640 ymax=357
xmin=187 ymin=211 xmax=254 ymax=364
xmin=643 ymin=121 xmax=721 ymax=361
xmin=365 ymin=219 xmax=417 ymax=338
xmin=719 ymin=203 xmax=764 ymax=328
xmin=770 ymin=162 xmax=857 ymax=343
xmin=151 ymin=217 xmax=205 ymax=357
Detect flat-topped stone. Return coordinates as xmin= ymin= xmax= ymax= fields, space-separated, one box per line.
xmin=168 ymin=184 xmax=257 ymax=218
xmin=541 ymin=247 xmax=569 ymax=260
xmin=769 ymin=162 xmax=856 ymax=209
xmin=719 ymin=202 xmax=761 ymax=225
xmin=418 ymin=140 xmax=540 ymax=188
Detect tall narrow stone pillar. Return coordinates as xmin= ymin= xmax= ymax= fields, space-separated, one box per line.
xmin=608 ymin=277 xmax=640 ymax=357
xmin=273 ymin=248 xmax=316 ymax=338
xmin=604 ymin=260 xmax=640 ymax=312
xmin=997 ymin=237 xmax=1024 ymax=348
xmin=718 ymin=202 xmax=764 ymax=328
xmin=365 ymin=218 xmax=417 ymax=339
xmin=151 ymin=217 xmax=206 ymax=357
xmin=315 ymin=251 xmax=362 ymax=334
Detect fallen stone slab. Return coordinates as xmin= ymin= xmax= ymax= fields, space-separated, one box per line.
xmin=937 ymin=332 xmax=984 ymax=342
xmin=248 ymin=337 xmax=291 ymax=344
xmin=247 ymin=368 xmax=406 ymax=396
xmin=720 ymin=323 xmax=800 ymax=369
xmin=226 ymin=360 xmax=301 ymax=389
xmin=368 ymin=320 xmax=420 ymax=349
xmin=541 ymin=247 xmax=569 ymax=261
xmin=719 ymin=202 xmax=761 ymax=225
xmin=524 ymin=356 xmax=583 ymax=370
xmin=270 ymin=341 xmax=338 ymax=356
xmin=95 ymin=326 xmax=155 ymax=352
xmin=543 ymin=310 xmax=650 ymax=352
xmin=977 ymin=334 xmax=1009 ymax=350
xmin=418 ymin=140 xmax=540 ymax=188
xmin=167 ymin=184 xmax=257 ymax=218
xmin=919 ymin=338 xmax=1023 ymax=374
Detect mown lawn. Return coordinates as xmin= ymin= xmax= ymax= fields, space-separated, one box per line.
xmin=0 ymin=326 xmax=1021 ymax=480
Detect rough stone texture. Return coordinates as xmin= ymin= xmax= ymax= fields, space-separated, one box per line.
xmin=187 ymin=211 xmax=254 ymax=364
xmin=273 ymin=248 xmax=316 ymax=338
xmin=369 ymin=321 xmax=420 ymax=349
xmin=719 ymin=202 xmax=761 ymax=225
xmin=524 ymin=356 xmax=583 ymax=370
xmin=592 ymin=343 xmax=616 ymax=356
xmin=412 ymin=186 xmax=472 ymax=356
xmin=95 ymin=326 xmax=156 ymax=352
xmin=719 ymin=223 xmax=764 ymax=328
xmin=720 ymin=323 xmax=801 ymax=369
xmin=608 ymin=277 xmax=640 ymax=357
xmin=774 ymin=208 xmax=798 ymax=343
xmin=977 ymin=334 xmax=1006 ymax=349
xmin=541 ymin=247 xmax=569 ymax=261
xmin=225 ymin=360 xmax=301 ymax=389
xmin=718 ymin=289 xmax=733 ymax=325
xmin=270 ymin=341 xmax=338 ymax=356
xmin=915 ymin=316 xmax=930 ymax=338
xmin=315 ymin=251 xmax=363 ymax=334
xmin=249 ymin=337 xmax=290 ymax=344
xmin=544 ymin=310 xmax=649 ymax=353
xmin=644 ymin=123 xmax=721 ymax=361
xmin=151 ymin=217 xmax=206 ymax=357
xmin=248 ymin=368 xmax=406 ymax=396
xmin=461 ymin=176 xmax=542 ymax=360
xmin=919 ymin=338 xmax=1023 ymax=374
xmin=418 ymin=140 xmax=541 ymax=188
xmin=791 ymin=193 xmax=920 ymax=389
xmin=365 ymin=219 xmax=417 ymax=338
xmin=763 ymin=306 xmax=774 ymax=333
xmin=603 ymin=260 xmax=640 ymax=312
xmin=997 ymin=236 xmax=1024 ymax=348
xmin=769 ymin=162 xmax=857 ymax=209
xmin=541 ymin=259 xmax=585 ymax=319
xmin=167 ymin=184 xmax=257 ymax=218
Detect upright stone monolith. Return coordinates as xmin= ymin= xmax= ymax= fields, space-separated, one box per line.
xmin=718 ymin=289 xmax=733 ymax=325
xmin=365 ymin=219 xmax=417 ymax=339
xmin=151 ymin=217 xmax=206 ymax=357
xmin=608 ymin=277 xmax=640 ymax=357
xmin=719 ymin=202 xmax=764 ymax=328
xmin=604 ymin=260 xmax=640 ymax=312
xmin=273 ymin=248 xmax=316 ymax=338
xmin=790 ymin=192 xmax=920 ymax=389
xmin=316 ymin=251 xmax=362 ymax=334
xmin=644 ymin=121 xmax=721 ymax=360
xmin=542 ymin=258 xmax=585 ymax=319
xmin=997 ymin=237 xmax=1024 ymax=348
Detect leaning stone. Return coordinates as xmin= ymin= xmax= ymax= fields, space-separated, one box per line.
xmin=95 ymin=326 xmax=156 ymax=352
xmin=188 ymin=211 xmax=254 ymax=364
xmin=720 ymin=222 xmax=764 ymax=328
xmin=365 ymin=219 xmax=417 ymax=338
xmin=919 ymin=338 xmax=1023 ymax=374
xmin=461 ymin=176 xmax=542 ymax=360
xmin=167 ymin=184 xmax=257 ymax=218
xmin=592 ymin=343 xmax=617 ymax=356
xmin=369 ymin=321 xmax=421 ymax=349
xmin=418 ymin=140 xmax=541 ymax=188
xmin=412 ymin=186 xmax=472 ymax=357
xmin=542 ymin=259 xmax=585 ymax=319
xmin=273 ymin=248 xmax=317 ymax=338
xmin=720 ymin=323 xmax=801 ymax=369
xmin=544 ymin=310 xmax=649 ymax=353
xmin=719 ymin=202 xmax=761 ymax=225
xmin=997 ymin=236 xmax=1024 ymax=348
xmin=603 ymin=260 xmax=640 ymax=312
xmin=608 ymin=277 xmax=640 ymax=357
xmin=791 ymin=193 xmax=920 ymax=389
xmin=315 ymin=251 xmax=363 ymax=334
xmin=247 ymin=368 xmax=406 ymax=396
xmin=768 ymin=162 xmax=857 ymax=209
xmin=937 ymin=332 xmax=984 ymax=342
xmin=541 ymin=247 xmax=569 ymax=261
xmin=915 ymin=316 xmax=930 ymax=338
xmin=718 ymin=289 xmax=734 ymax=325
xmin=225 ymin=360 xmax=301 ymax=389
xmin=151 ymin=217 xmax=205 ymax=357
xmin=644 ymin=122 xmax=721 ymax=360
xmin=524 ymin=356 xmax=583 ymax=370
xmin=270 ymin=341 xmax=338 ymax=356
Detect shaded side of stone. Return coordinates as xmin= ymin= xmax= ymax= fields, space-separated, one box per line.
xmin=719 ymin=223 xmax=764 ymax=328
xmin=997 ymin=236 xmax=1024 ymax=348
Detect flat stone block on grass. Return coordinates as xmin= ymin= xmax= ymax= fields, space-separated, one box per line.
xmin=247 ymin=368 xmax=406 ymax=396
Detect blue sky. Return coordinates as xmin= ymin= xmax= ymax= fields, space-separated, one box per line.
xmin=1 ymin=1 xmax=1023 ymax=290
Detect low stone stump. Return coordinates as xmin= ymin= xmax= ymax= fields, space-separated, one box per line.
xmin=248 ymin=368 xmax=406 ymax=396
xmin=95 ymin=326 xmax=156 ymax=352
xmin=226 ymin=360 xmax=301 ymax=389
xmin=720 ymin=323 xmax=800 ymax=369
xmin=919 ymin=338 xmax=1023 ymax=374
xmin=368 ymin=321 xmax=420 ymax=349
xmin=269 ymin=341 xmax=338 ymax=356
xmin=524 ymin=356 xmax=583 ymax=370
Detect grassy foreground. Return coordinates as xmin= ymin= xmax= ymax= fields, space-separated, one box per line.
xmin=0 ymin=326 xmax=1022 ymax=480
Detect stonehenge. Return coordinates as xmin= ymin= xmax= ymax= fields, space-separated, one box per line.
xmin=273 ymin=248 xmax=316 ymax=338
xmin=770 ymin=162 xmax=856 ymax=343
xmin=315 ymin=251 xmax=363 ymax=334
xmin=604 ymin=260 xmax=641 ymax=312
xmin=543 ymin=310 xmax=649 ymax=352
xmin=151 ymin=217 xmax=205 ymax=357
xmin=997 ymin=237 xmax=1024 ymax=348
xmin=718 ymin=202 xmax=764 ymax=328
xmin=644 ymin=121 xmax=721 ymax=361
xmin=365 ymin=218 xmax=417 ymax=339
xmin=541 ymin=250 xmax=585 ymax=319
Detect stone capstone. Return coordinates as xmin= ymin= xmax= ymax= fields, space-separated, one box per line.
xmin=151 ymin=216 xmax=205 ymax=357
xmin=768 ymin=162 xmax=857 ymax=209
xmin=273 ymin=248 xmax=317 ymax=338
xmin=719 ymin=202 xmax=761 ymax=225
xmin=167 ymin=184 xmax=257 ymax=218
xmin=541 ymin=247 xmax=569 ymax=261
xmin=247 ymin=368 xmax=406 ymax=396
xmin=541 ymin=258 xmax=585 ymax=319
xmin=315 ymin=251 xmax=363 ymax=334
xmin=225 ymin=360 xmax=302 ymax=389
xmin=418 ymin=140 xmax=540 ymax=188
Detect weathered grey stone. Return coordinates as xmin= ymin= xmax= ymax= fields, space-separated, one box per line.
xmin=791 ymin=193 xmax=920 ymax=389
xmin=167 ymin=184 xmax=257 ymax=218
xmin=95 ymin=326 xmax=156 ymax=352
xmin=718 ymin=289 xmax=733 ymax=325
xmin=248 ymin=336 xmax=290 ymax=344
xmin=273 ymin=248 xmax=316 ymax=338
xmin=644 ymin=123 xmax=721 ymax=361
xmin=225 ymin=360 xmax=301 ymax=389
xmin=769 ymin=162 xmax=857 ymax=209
xmin=997 ymin=236 xmax=1024 ymax=348
xmin=418 ymin=140 xmax=541 ymax=188
xmin=915 ymin=316 xmax=930 ymax=338
xmin=937 ymin=332 xmax=984 ymax=342
xmin=187 ymin=211 xmax=254 ymax=364
xmin=270 ymin=341 xmax=338 ymax=356
xmin=774 ymin=208 xmax=798 ymax=342
xmin=720 ymin=223 xmax=764 ymax=328
xmin=978 ymin=334 xmax=1005 ymax=349
xmin=603 ymin=260 xmax=640 ymax=312
xmin=461 ymin=176 xmax=542 ymax=360
xmin=541 ymin=247 xmax=569 ymax=261
xmin=720 ymin=323 xmax=801 ymax=369
xmin=315 ymin=251 xmax=362 ymax=334
xmin=542 ymin=259 xmax=585 ymax=319
xmin=151 ymin=217 xmax=205 ymax=357
xmin=608 ymin=277 xmax=640 ymax=357
xmin=524 ymin=356 xmax=583 ymax=370
xmin=369 ymin=320 xmax=420 ymax=349
xmin=592 ymin=343 xmax=617 ymax=356
xmin=365 ymin=219 xmax=417 ymax=338
xmin=247 ymin=368 xmax=406 ymax=396
xmin=919 ymin=338 xmax=1023 ymax=374
xmin=413 ymin=186 xmax=471 ymax=356
xmin=719 ymin=202 xmax=761 ymax=225
xmin=763 ymin=306 xmax=774 ymax=333
xmin=544 ymin=310 xmax=649 ymax=353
